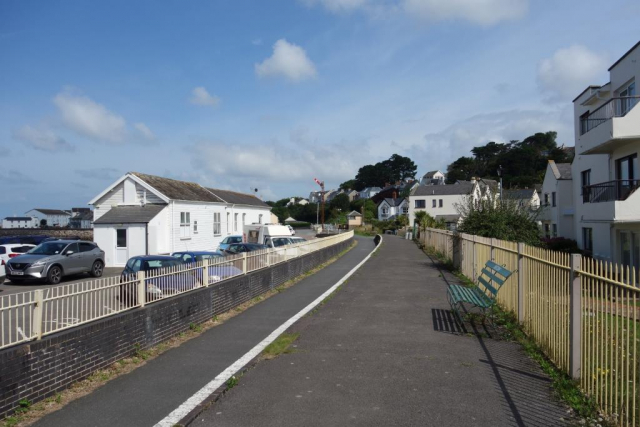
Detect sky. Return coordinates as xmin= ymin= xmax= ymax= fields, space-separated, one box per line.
xmin=0 ymin=0 xmax=638 ymax=218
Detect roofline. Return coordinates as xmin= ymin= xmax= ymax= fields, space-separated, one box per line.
xmin=572 ymin=85 xmax=602 ymax=103
xmin=88 ymin=173 xmax=171 ymax=205
xmin=608 ymin=40 xmax=640 ymax=71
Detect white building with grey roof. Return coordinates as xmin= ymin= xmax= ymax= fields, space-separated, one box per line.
xmin=409 ymin=182 xmax=477 ymax=230
xmin=540 ymin=160 xmax=575 ymax=240
xmin=89 ymin=172 xmax=272 ymax=267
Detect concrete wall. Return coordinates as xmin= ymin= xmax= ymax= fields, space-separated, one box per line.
xmin=0 ymin=237 xmax=354 ymax=419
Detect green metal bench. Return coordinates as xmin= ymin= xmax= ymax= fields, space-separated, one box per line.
xmin=447 ymin=260 xmax=513 ymax=322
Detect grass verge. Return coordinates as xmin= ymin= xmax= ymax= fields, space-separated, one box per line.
xmin=417 ymin=240 xmax=608 ymax=426
xmin=261 ymin=332 xmax=300 ymax=360
xmin=2 ymin=240 xmax=357 ymax=427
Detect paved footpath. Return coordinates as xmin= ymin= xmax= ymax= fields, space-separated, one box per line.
xmin=196 ymin=235 xmax=574 ymax=427
xmin=34 ymin=236 xmax=375 ymax=427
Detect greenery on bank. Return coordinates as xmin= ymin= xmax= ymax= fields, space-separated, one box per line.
xmin=420 ymin=243 xmax=603 ymax=424
xmin=261 ymin=332 xmax=300 ymax=360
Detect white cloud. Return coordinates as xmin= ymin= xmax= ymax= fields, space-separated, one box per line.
xmin=537 ymin=45 xmax=608 ymax=103
xmin=301 ymin=0 xmax=368 ymax=12
xmin=189 ymin=86 xmax=221 ymax=106
xmin=403 ymin=0 xmax=528 ymax=26
xmin=13 ymin=125 xmax=74 ymax=152
xmin=134 ymin=122 xmax=156 ymax=141
xmin=255 ymin=39 xmax=317 ymax=82
xmin=53 ymin=90 xmax=127 ymax=143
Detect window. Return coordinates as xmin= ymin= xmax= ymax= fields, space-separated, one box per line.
xmin=583 ymin=228 xmax=593 ymax=253
xmin=180 ymin=212 xmax=191 ymax=238
xmin=544 ymin=193 xmax=549 ymax=206
xmin=259 ymin=214 xmax=263 ymax=224
xmin=242 ymin=213 xmax=246 ymax=228
xmin=402 ymin=206 xmax=409 ymax=215
xmin=227 ymin=213 xmax=231 ymax=233
xmin=544 ymin=224 xmax=550 ymax=239
xmin=415 ymin=200 xmax=425 ymax=209
xmin=616 ymin=154 xmax=638 ymax=200
xmin=194 ymin=220 xmax=198 ymax=234
xmin=213 ymin=213 xmax=221 ymax=236
xmin=439 ymin=199 xmax=443 ymax=208
xmin=552 ymin=192 xmax=556 ymax=207
xmin=552 ymin=224 xmax=557 ymax=237
xmin=581 ymin=169 xmax=591 ymax=188
xmin=432 ymin=200 xmax=436 ymax=208
xmin=117 ymin=229 xmax=127 ymax=248
xmin=0 ymin=247 xmax=5 ymax=254
xmin=234 ymin=213 xmax=238 ymax=231
xmin=65 ymin=243 xmax=79 ymax=254
xmin=619 ymin=82 xmax=636 ymax=115
xmin=79 ymin=243 xmax=95 ymax=252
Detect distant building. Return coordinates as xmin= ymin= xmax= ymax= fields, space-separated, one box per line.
xmin=540 ymin=160 xmax=574 ymax=240
xmin=377 ymin=197 xmax=409 ymax=221
xmin=504 ymin=188 xmax=541 ymax=210
xmin=25 ymin=209 xmax=72 ymax=227
xmin=69 ymin=210 xmax=94 ymax=229
xmin=2 ymin=216 xmax=38 ymax=229
xmin=409 ymin=182 xmax=477 ymax=230
xmin=347 ymin=211 xmax=363 ymax=228
xmin=420 ymin=170 xmax=445 ymax=186
xmin=358 ymin=187 xmax=381 ymax=199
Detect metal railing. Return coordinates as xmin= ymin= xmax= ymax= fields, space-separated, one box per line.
xmin=0 ymin=231 xmax=354 ymax=350
xmin=582 ymin=179 xmax=640 ymax=203
xmin=419 ymin=228 xmax=638 ymax=426
xmin=580 ymin=96 xmax=640 ymax=135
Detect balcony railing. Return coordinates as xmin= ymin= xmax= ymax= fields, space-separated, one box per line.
xmin=580 ymin=96 xmax=640 ymax=135
xmin=582 ymin=179 xmax=640 ymax=203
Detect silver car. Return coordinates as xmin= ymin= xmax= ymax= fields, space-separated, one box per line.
xmin=6 ymin=240 xmax=105 ymax=284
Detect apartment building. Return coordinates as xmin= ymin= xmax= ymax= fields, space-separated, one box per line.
xmin=540 ymin=160 xmax=574 ymax=239
xmin=572 ymin=41 xmax=640 ymax=267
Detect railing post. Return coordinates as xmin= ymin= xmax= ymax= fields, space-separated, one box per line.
xmin=490 ymin=237 xmax=497 ymax=262
xmin=472 ymin=235 xmax=477 ymax=283
xmin=517 ymin=242 xmax=525 ymax=323
xmin=32 ymin=289 xmax=44 ymax=340
xmin=569 ymin=253 xmax=582 ymax=380
xmin=242 ymin=252 xmax=247 ymax=274
xmin=137 ymin=270 xmax=146 ymax=308
xmin=202 ymin=259 xmax=209 ymax=287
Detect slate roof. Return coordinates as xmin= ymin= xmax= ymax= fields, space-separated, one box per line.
xmin=381 ymin=198 xmax=406 ymax=207
xmin=347 ymin=210 xmax=362 ymax=217
xmin=412 ymin=183 xmax=474 ymax=196
xmin=205 ymin=188 xmax=269 ymax=207
xmin=93 ymin=205 xmax=165 ymax=224
xmin=504 ymin=189 xmax=536 ymax=200
xmin=31 ymin=209 xmax=71 ymax=216
xmin=131 ymin=172 xmax=224 ymax=203
xmin=4 ymin=217 xmax=33 ymax=221
xmin=555 ymin=163 xmax=572 ymax=180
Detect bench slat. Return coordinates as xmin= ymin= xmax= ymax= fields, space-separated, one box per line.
xmin=481 ymin=268 xmax=505 ymax=286
xmin=478 ymin=275 xmax=499 ymax=296
xmin=486 ymin=261 xmax=512 ymax=279
xmin=448 ymin=284 xmax=492 ymax=308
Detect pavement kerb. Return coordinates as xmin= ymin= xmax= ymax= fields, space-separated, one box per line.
xmin=167 ymin=234 xmax=384 ymax=427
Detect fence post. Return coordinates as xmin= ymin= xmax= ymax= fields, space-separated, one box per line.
xmin=202 ymin=259 xmax=209 ymax=287
xmin=490 ymin=238 xmax=497 ymax=262
xmin=32 ymin=289 xmax=44 ymax=340
xmin=137 ymin=270 xmax=146 ymax=308
xmin=517 ymin=242 xmax=525 ymax=323
xmin=472 ymin=235 xmax=477 ymax=283
xmin=242 ymin=252 xmax=247 ymax=274
xmin=569 ymin=253 xmax=582 ymax=380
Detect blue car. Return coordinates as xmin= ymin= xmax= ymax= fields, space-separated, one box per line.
xmin=218 ymin=235 xmax=243 ymax=252
xmin=171 ymin=251 xmax=242 ymax=284
xmin=120 ymin=255 xmax=200 ymax=305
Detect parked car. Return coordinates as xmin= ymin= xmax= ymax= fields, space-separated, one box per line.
xmin=5 ymin=240 xmax=105 ymax=284
xmin=0 ymin=262 xmax=4 ymax=285
xmin=119 ymin=255 xmax=199 ymax=304
xmin=222 ymin=243 xmax=268 ymax=255
xmin=171 ymin=251 xmax=224 ymax=263
xmin=287 ymin=225 xmax=296 ymax=235
xmin=218 ymin=235 xmax=243 ymax=252
xmin=0 ymin=244 xmax=36 ymax=263
xmin=171 ymin=251 xmax=243 ymax=284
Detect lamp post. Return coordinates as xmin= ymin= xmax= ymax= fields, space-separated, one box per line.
xmin=497 ymin=165 xmax=503 ymax=202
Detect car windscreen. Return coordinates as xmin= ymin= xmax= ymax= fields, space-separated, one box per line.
xmin=195 ymin=254 xmax=222 ymax=262
xmin=230 ymin=237 xmax=242 ymax=244
xmin=272 ymin=238 xmax=291 ymax=247
xmin=144 ymin=259 xmax=183 ymax=269
xmin=28 ymin=242 xmax=68 ymax=255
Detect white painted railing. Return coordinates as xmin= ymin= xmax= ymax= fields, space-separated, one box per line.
xmin=0 ymin=231 xmax=354 ymax=350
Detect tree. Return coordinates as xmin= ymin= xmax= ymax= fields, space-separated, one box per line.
xmin=40 ymin=219 xmax=47 ymax=227
xmin=456 ymin=196 xmax=542 ymax=246
xmin=339 ymin=179 xmax=356 ymax=191
xmin=354 ymin=154 xmax=418 ymax=189
xmin=445 ymin=157 xmax=476 ymax=184
xmin=329 ymin=193 xmax=350 ymax=212
xmin=382 ymin=154 xmax=417 ymax=182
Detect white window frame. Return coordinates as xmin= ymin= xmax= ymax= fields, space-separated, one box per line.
xmin=227 ymin=212 xmax=231 ymax=234
xmin=180 ymin=212 xmax=191 ymax=239
xmin=234 ymin=213 xmax=238 ymax=232
xmin=213 ymin=212 xmax=221 ymax=236
xmin=194 ymin=220 xmax=198 ymax=234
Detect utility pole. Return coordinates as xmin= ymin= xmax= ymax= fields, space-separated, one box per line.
xmin=314 ymin=178 xmax=325 ymax=231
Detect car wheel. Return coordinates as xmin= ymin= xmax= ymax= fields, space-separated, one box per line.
xmin=90 ymin=260 xmax=104 ymax=278
xmin=47 ymin=266 xmax=62 ymax=285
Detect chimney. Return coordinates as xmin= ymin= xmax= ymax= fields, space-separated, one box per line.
xmin=392 ymin=191 xmax=397 ymax=200
xmin=470 ymin=177 xmax=477 ymax=184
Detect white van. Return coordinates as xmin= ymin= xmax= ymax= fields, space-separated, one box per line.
xmin=243 ymin=224 xmax=293 ymax=248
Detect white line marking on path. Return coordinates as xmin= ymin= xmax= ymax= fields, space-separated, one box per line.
xmin=155 ymin=236 xmax=383 ymax=427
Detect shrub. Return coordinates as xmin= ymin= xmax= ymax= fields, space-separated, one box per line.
xmin=541 ymin=237 xmax=582 ymax=254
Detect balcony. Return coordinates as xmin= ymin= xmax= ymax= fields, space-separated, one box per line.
xmin=578 ymin=96 xmax=640 ymax=154
xmin=582 ymin=180 xmax=640 ymax=203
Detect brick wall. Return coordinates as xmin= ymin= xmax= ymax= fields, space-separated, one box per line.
xmin=0 ymin=237 xmax=353 ymax=419
xmin=0 ymin=228 xmax=93 ymax=241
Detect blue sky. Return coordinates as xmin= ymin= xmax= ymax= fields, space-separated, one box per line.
xmin=0 ymin=0 xmax=638 ymax=218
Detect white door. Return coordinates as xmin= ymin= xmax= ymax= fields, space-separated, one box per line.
xmin=116 ymin=228 xmax=128 ymax=266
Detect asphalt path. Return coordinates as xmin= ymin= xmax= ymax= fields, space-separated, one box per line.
xmin=33 ymin=235 xmax=374 ymax=427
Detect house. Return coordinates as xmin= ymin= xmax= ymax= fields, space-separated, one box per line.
xmin=540 ymin=161 xmax=574 ymax=239
xmin=358 ymin=187 xmax=381 ymax=199
xmin=2 ymin=217 xmax=37 ymax=229
xmin=89 ymin=172 xmax=271 ymax=267
xmin=377 ymin=197 xmax=408 ymax=221
xmin=286 ymin=197 xmax=309 ymax=207
xmin=347 ymin=211 xmax=363 ymax=228
xmin=25 ymin=209 xmax=72 ymax=227
xmin=504 ymin=188 xmax=541 ymax=210
xmin=284 ymin=217 xmax=297 ymax=224
xmin=420 ymin=170 xmax=445 ymax=185
xmin=68 ymin=209 xmax=94 ymax=229
xmin=346 ymin=190 xmax=359 ymax=202
xmin=571 ymin=40 xmax=640 ymax=265
xmin=409 ymin=182 xmax=476 ymax=230
xmin=308 ymin=191 xmax=324 ymax=204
